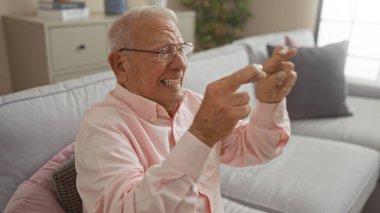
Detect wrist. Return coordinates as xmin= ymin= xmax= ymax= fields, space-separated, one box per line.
xmin=189 ymin=125 xmax=217 ymax=148
xmin=256 ymin=96 xmax=282 ymax=104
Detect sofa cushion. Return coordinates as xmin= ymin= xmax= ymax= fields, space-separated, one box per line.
xmin=220 ymin=134 xmax=380 ymax=213
xmin=285 ymin=35 xmax=301 ymax=47
xmin=347 ymin=77 xmax=380 ymax=99
xmin=285 ymin=34 xmax=314 ymax=48
xmin=4 ymin=143 xmax=75 ymax=213
xmin=222 ymin=197 xmax=267 ymax=213
xmin=52 ymin=156 xmax=82 ymax=213
xmin=291 ymin=95 xmax=380 ymax=152
xmin=0 ymin=71 xmax=115 ymax=211
xmin=268 ymin=40 xmax=352 ymax=119
xmin=184 ymin=44 xmax=255 ymax=107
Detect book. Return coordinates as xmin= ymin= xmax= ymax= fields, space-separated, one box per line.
xmin=37 ymin=7 xmax=89 ymax=21
xmin=38 ymin=1 xmax=86 ymax=10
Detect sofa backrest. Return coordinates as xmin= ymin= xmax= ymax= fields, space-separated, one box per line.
xmin=184 ymin=43 xmax=254 ymax=107
xmin=0 ymin=43 xmax=253 ymax=211
xmin=0 ymin=71 xmax=116 ymax=210
xmin=3 ymin=28 xmax=321 ymax=209
xmin=234 ymin=28 xmax=315 ymax=64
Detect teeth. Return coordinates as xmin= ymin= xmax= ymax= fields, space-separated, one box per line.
xmin=162 ymin=79 xmax=180 ymax=86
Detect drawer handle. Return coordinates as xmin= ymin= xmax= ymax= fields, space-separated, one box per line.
xmin=77 ymin=44 xmax=86 ymax=50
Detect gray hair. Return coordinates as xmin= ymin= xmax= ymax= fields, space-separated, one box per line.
xmin=108 ymin=6 xmax=178 ymax=52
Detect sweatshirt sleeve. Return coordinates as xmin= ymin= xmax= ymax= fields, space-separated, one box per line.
xmin=75 ymin=122 xmax=212 ymax=213
xmin=219 ymin=98 xmax=290 ymax=166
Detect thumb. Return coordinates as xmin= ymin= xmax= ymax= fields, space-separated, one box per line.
xmin=225 ymin=64 xmax=266 ymax=92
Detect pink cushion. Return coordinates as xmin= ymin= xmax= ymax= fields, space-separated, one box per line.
xmin=4 ymin=143 xmax=75 ymax=213
xmin=285 ymin=35 xmax=302 ymax=47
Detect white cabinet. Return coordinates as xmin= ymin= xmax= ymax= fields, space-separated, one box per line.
xmin=4 ymin=11 xmax=195 ymax=91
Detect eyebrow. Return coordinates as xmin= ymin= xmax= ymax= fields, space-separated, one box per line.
xmin=147 ymin=37 xmax=184 ymax=48
xmin=149 ymin=39 xmax=171 ymax=47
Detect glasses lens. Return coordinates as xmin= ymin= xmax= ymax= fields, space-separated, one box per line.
xmin=158 ymin=43 xmax=194 ymax=65
xmin=159 ymin=46 xmax=170 ymax=59
xmin=182 ymin=43 xmax=193 ymax=58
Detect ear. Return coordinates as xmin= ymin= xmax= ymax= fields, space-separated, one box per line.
xmin=108 ymin=52 xmax=128 ymax=84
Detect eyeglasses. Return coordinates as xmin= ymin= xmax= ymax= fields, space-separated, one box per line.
xmin=119 ymin=42 xmax=194 ymax=65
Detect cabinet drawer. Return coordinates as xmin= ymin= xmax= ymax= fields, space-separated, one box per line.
xmin=49 ymin=24 xmax=108 ymax=71
xmin=52 ymin=65 xmax=110 ymax=82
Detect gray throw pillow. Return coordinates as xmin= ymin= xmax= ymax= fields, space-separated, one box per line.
xmin=52 ymin=156 xmax=82 ymax=213
xmin=267 ymin=40 xmax=352 ymax=119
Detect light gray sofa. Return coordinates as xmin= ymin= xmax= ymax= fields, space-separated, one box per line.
xmin=1 ymin=28 xmax=380 ymax=213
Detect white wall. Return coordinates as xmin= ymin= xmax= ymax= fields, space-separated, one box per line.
xmin=244 ymin=0 xmax=320 ymax=36
xmin=0 ymin=0 xmax=320 ymax=95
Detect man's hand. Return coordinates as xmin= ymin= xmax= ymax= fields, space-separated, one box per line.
xmin=263 ymin=45 xmax=297 ymax=74
xmin=189 ymin=65 xmax=266 ymax=147
xmin=255 ymin=46 xmax=298 ymax=103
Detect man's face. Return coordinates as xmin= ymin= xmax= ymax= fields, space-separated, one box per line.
xmin=121 ymin=16 xmax=188 ymax=114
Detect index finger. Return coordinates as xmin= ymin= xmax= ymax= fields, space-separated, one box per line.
xmin=224 ymin=64 xmax=267 ymax=92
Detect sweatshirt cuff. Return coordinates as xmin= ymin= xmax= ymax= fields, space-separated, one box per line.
xmin=166 ymin=131 xmax=212 ymax=182
xmin=252 ymin=98 xmax=288 ymax=126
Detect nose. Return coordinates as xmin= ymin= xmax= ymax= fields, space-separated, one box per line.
xmin=169 ymin=52 xmax=187 ymax=69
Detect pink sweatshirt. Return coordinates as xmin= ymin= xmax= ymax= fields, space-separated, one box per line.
xmin=75 ymin=84 xmax=290 ymax=213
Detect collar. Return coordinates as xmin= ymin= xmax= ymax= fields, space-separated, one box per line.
xmin=112 ymin=83 xmax=182 ymax=123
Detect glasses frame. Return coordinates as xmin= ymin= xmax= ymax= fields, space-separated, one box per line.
xmin=118 ymin=42 xmax=194 ymax=65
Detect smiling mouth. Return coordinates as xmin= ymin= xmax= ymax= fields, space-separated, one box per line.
xmin=161 ymin=79 xmax=181 ymax=87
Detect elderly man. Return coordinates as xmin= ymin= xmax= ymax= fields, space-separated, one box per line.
xmin=75 ymin=6 xmax=297 ymax=213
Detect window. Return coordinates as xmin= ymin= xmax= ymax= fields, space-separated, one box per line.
xmin=317 ymin=0 xmax=380 ymax=82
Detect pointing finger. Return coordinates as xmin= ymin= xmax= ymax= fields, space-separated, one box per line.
xmin=225 ymin=64 xmax=267 ymax=92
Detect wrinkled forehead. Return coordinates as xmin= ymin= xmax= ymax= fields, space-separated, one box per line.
xmin=133 ymin=16 xmax=183 ymax=48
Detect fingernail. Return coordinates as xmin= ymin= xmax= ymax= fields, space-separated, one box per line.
xmin=252 ymin=64 xmax=263 ymax=72
xmin=279 ymin=47 xmax=289 ymax=55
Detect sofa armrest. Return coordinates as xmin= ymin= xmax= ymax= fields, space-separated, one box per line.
xmin=347 ymin=77 xmax=380 ymax=99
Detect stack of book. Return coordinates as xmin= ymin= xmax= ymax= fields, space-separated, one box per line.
xmin=37 ymin=1 xmax=89 ymax=21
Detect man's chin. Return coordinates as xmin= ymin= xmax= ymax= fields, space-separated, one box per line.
xmin=168 ymin=90 xmax=185 ymax=105
xmin=172 ymin=90 xmax=184 ymax=103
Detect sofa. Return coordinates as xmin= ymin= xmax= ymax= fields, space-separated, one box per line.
xmin=1 ymin=28 xmax=380 ymax=213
